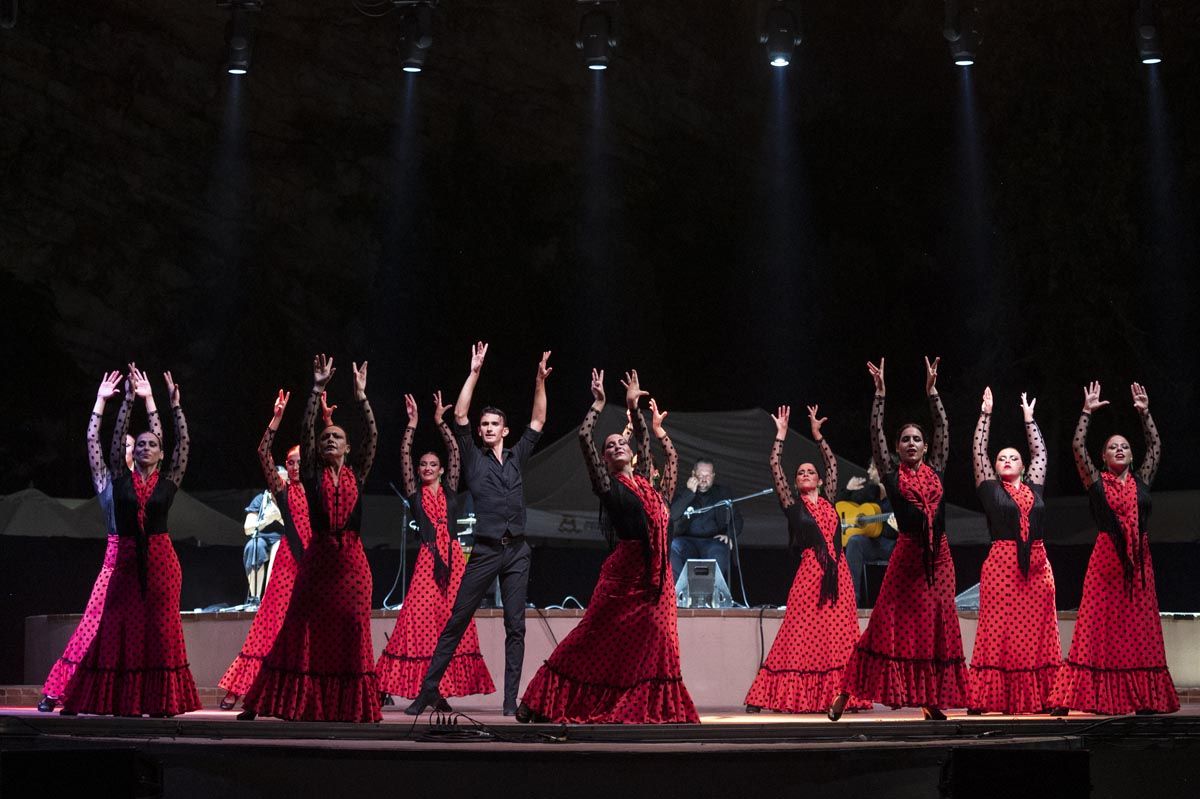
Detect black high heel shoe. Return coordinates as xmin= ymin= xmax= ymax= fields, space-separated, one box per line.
xmin=404 ymin=688 xmax=451 ymax=716
xmin=219 ymin=692 xmax=239 ymax=711
xmin=236 ymin=709 xmax=257 ymax=721
xmin=827 ymin=693 xmax=850 ymax=722
xmin=37 ymin=695 xmax=57 ymax=713
xmin=966 ymin=708 xmax=983 ymax=716
xmin=922 ymin=706 xmax=947 ymax=721
xmin=1048 ymin=706 xmax=1069 ymax=717
xmin=745 ymin=705 xmax=762 ymax=714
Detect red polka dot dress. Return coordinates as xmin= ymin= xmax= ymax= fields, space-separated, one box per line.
xmin=840 ymin=393 xmax=968 ymax=709
xmin=744 ymin=438 xmax=870 ymax=713
xmin=219 ymin=471 xmax=313 ymax=697
xmin=62 ymin=404 xmax=202 ymax=717
xmin=520 ymin=406 xmax=698 ymax=724
xmin=1049 ymin=406 xmax=1177 ymax=714
xmin=967 ymin=411 xmax=1061 ymax=713
xmin=242 ymin=392 xmax=382 ymax=723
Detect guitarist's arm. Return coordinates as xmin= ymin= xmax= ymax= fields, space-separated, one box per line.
xmin=973 ymin=387 xmax=996 ymax=488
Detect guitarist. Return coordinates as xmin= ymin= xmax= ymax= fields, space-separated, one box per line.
xmin=837 ymin=461 xmax=895 ymax=607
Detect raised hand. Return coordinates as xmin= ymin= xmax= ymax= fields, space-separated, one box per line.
xmin=432 ymin=390 xmax=451 ymax=422
xmin=590 ymin=368 xmax=606 ymax=406
xmin=925 ymin=355 xmax=941 ymax=396
xmin=1082 ymin=380 xmax=1109 ymax=414
xmin=620 ymin=369 xmax=648 ymax=410
xmin=1131 ymin=381 xmax=1150 ymax=413
xmin=129 ymin=363 xmax=152 ymax=398
xmin=807 ymin=404 xmax=828 ymax=440
xmin=97 ymin=371 xmax=123 ymax=401
xmin=649 ymin=397 xmax=668 ymax=438
xmin=313 ymin=354 xmax=335 ymax=388
xmin=981 ymin=386 xmax=993 ymax=415
xmin=1019 ymin=391 xmax=1036 ymax=422
xmin=404 ymin=393 xmax=418 ymax=429
xmin=163 ymin=371 xmax=180 ymax=407
xmin=771 ymin=405 xmax=791 ymax=439
xmin=320 ymin=391 xmax=337 ymax=426
xmin=867 ymin=358 xmax=886 ymax=395
xmin=536 ymin=350 xmax=553 ymax=383
xmin=469 ymin=341 xmax=489 ymax=374
xmin=273 ymin=389 xmax=290 ymax=420
xmin=352 ymin=361 xmax=368 ymax=399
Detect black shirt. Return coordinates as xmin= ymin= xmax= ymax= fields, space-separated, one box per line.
xmin=454 ymin=421 xmax=541 ymax=540
xmin=670 ymin=484 xmax=742 ymax=539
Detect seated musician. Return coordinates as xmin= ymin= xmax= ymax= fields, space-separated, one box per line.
xmin=669 ymin=458 xmax=742 ymax=585
xmin=837 ymin=461 xmax=895 ymax=608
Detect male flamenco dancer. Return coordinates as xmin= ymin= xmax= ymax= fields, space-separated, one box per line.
xmin=406 ymin=342 xmax=551 ymax=716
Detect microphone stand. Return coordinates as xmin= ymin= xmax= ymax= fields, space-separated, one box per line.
xmin=381 ymin=482 xmax=412 ymax=610
xmin=684 ymin=487 xmax=774 ymax=607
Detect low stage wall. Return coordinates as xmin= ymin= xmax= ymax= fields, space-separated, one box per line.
xmin=25 ymin=609 xmax=1200 ymax=707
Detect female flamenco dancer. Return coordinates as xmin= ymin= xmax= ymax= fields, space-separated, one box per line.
xmin=37 ymin=370 xmax=159 ymax=713
xmin=216 ymin=390 xmax=313 ymax=711
xmin=967 ymin=387 xmax=1061 ymax=714
xmin=1047 ymin=381 xmax=1177 ymax=716
xmin=61 ymin=366 xmax=202 ymax=717
xmin=375 ymin=391 xmax=495 ymax=702
xmin=239 ymin=354 xmax=382 ymax=723
xmin=517 ymin=369 xmax=698 ymax=724
xmin=743 ymin=405 xmax=871 ymax=715
xmin=830 ymin=356 xmax=967 ymax=721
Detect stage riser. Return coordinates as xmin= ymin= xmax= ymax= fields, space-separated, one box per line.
xmin=25 ymin=611 xmax=1200 ymax=706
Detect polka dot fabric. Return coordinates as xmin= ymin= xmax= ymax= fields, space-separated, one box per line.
xmin=219 ymin=481 xmax=314 ymax=697
xmin=376 ymin=485 xmax=495 ymax=699
xmin=41 ymin=534 xmax=120 ymax=700
xmin=521 ymin=472 xmax=698 ymax=724
xmin=242 ymin=465 xmax=382 ymax=723
xmin=744 ymin=496 xmax=871 ymax=713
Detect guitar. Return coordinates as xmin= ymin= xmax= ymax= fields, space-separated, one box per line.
xmin=836 ymin=501 xmax=897 ymax=548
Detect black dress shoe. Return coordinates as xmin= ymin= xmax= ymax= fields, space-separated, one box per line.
xmin=404 ymin=688 xmax=448 ymax=716
xmin=502 ymin=705 xmax=517 ymax=717
xmin=236 ymin=709 xmax=257 ymax=721
xmin=827 ymin=693 xmax=849 ymax=722
xmin=37 ymin=695 xmax=57 ymax=713
xmin=219 ymin=692 xmax=239 ymax=711
xmin=515 ymin=703 xmax=533 ymax=723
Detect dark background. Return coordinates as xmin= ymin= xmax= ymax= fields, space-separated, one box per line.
xmin=2 ymin=2 xmax=1200 ymax=680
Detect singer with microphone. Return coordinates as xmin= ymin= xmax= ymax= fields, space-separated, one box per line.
xmin=669 ymin=459 xmax=742 ymax=586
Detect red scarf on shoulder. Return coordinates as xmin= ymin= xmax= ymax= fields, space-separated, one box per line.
xmin=896 ymin=461 xmax=943 ymax=584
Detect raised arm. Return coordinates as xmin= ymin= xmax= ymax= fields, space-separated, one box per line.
xmin=973 ymin=387 xmax=996 ymax=487
xmin=926 ymin=356 xmax=948 ymax=473
xmin=128 ymin=363 xmax=162 ymax=452
xmin=769 ymin=405 xmax=795 ymax=508
xmin=400 ymin=393 xmax=418 ymax=497
xmin=1132 ymin=382 xmax=1160 ymax=486
xmin=579 ymin=369 xmax=611 ymax=495
xmin=89 ymin=372 xmax=122 ymax=493
xmin=162 ymin=372 xmax=188 ymax=487
xmin=650 ymin=398 xmax=677 ymax=500
xmin=1074 ymin=381 xmax=1106 ymax=489
xmin=434 ymin=391 xmax=461 ymax=492
xmin=867 ymin=359 xmax=893 ymax=474
xmin=809 ymin=405 xmax=838 ymax=503
xmin=531 ymin=350 xmax=552 ymax=432
xmin=1022 ymin=392 xmax=1047 ymax=486
xmin=453 ymin=341 xmax=487 ymax=426
xmin=259 ymin=390 xmax=290 ymax=493
xmin=304 ymin=353 xmax=335 ymax=476
xmin=621 ymin=370 xmax=651 ymax=479
xmin=110 ymin=376 xmax=134 ymax=474
xmin=351 ymin=361 xmax=377 ymax=481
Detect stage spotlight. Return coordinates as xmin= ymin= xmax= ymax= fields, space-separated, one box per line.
xmin=943 ymin=0 xmax=980 ymax=67
xmin=1 ymin=0 xmax=17 ymax=31
xmin=576 ymin=1 xmax=619 ymax=71
xmin=1134 ymin=0 xmax=1163 ymax=64
xmin=759 ymin=1 xmax=802 ymax=68
xmin=218 ymin=1 xmax=262 ymax=76
xmin=395 ymin=1 xmax=435 ymax=73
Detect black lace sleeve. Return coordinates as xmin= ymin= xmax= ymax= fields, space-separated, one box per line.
xmin=147 ymin=410 xmax=163 ymax=449
xmin=630 ymin=408 xmax=652 ymax=480
xmin=1025 ymin=418 xmax=1047 ymax=487
xmin=929 ymin=393 xmax=949 ymax=473
xmin=579 ymin=405 xmax=611 ymax=496
xmin=164 ymin=404 xmax=189 ymax=487
xmin=87 ymin=410 xmax=111 ymax=495
xmin=400 ymin=425 xmax=417 ymax=497
xmin=972 ymin=412 xmax=995 ymax=487
xmin=110 ymin=390 xmax=133 ymax=475
xmin=259 ymin=426 xmax=285 ymax=493
xmin=770 ymin=439 xmax=795 ymax=509
xmin=354 ymin=397 xmax=379 ymax=483
xmin=870 ymin=394 xmax=893 ymax=475
xmin=1138 ymin=410 xmax=1161 ymax=487
xmin=438 ymin=420 xmax=461 ymax=493
xmin=301 ymin=389 xmax=319 ymax=479
xmin=658 ymin=429 xmax=678 ymax=501
xmin=818 ymin=437 xmax=838 ymax=504
xmin=1073 ymin=410 xmax=1100 ymax=489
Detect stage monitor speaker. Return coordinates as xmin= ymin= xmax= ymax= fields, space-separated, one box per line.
xmin=1 ymin=748 xmax=162 ymax=798
xmin=954 ymin=582 xmax=981 ymax=610
xmin=940 ymin=748 xmax=1090 ymax=799
xmin=674 ymin=558 xmax=733 ymax=608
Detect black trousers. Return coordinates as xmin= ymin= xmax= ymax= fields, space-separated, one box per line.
xmin=421 ymin=536 xmax=531 ymax=708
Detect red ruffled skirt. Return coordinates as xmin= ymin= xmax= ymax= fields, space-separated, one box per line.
xmin=218 ymin=538 xmax=304 ymax=697
xmin=242 ymin=531 xmax=381 ymax=722
xmin=1049 ymin=533 xmax=1178 ymax=714
xmin=61 ymin=534 xmax=201 ymax=716
xmin=376 ymin=532 xmax=495 ymax=698
xmin=968 ymin=540 xmax=1061 ymax=713
xmin=744 ymin=551 xmax=871 ymax=712
xmin=42 ymin=534 xmax=120 ymax=700
xmin=521 ymin=539 xmax=698 ymax=723
xmin=840 ymin=534 xmax=968 ymax=708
